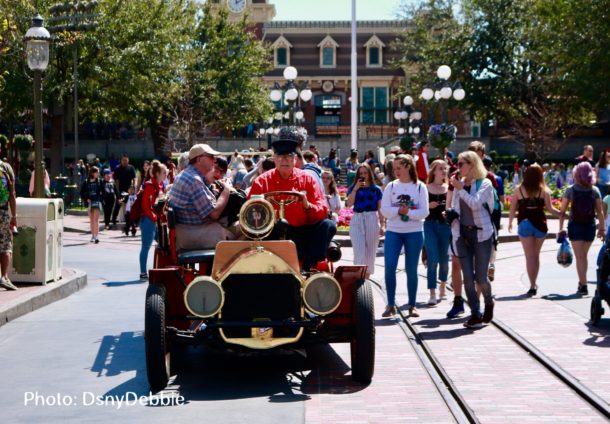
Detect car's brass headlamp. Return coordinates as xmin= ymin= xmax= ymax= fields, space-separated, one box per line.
xmin=239 ymin=196 xmax=276 ymax=239
xmin=184 ymin=276 xmax=224 ymax=318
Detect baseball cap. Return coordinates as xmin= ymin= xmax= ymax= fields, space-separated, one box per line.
xmin=189 ymin=143 xmax=220 ymax=160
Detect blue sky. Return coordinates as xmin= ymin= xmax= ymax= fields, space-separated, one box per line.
xmin=269 ymin=0 xmax=407 ymax=21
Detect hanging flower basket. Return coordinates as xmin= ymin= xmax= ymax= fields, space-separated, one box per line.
xmin=427 ymin=124 xmax=456 ymax=150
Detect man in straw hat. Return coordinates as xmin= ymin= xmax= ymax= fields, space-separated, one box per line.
xmin=168 ymin=143 xmax=235 ymax=249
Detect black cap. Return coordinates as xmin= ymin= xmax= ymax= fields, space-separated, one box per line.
xmin=272 ymin=127 xmax=301 ymax=154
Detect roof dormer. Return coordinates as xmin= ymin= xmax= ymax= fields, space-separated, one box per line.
xmin=317 ymin=35 xmax=339 ymax=68
xmin=364 ymin=35 xmax=385 ymax=67
xmin=271 ymin=35 xmax=292 ymax=67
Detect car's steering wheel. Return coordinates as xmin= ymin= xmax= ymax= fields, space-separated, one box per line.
xmin=263 ymin=191 xmax=307 ymax=238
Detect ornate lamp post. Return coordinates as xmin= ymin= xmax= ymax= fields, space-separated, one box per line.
xmin=395 ymin=95 xmax=423 ymax=145
xmin=419 ymin=65 xmax=465 ymax=152
xmin=24 ymin=14 xmax=51 ymax=198
xmin=269 ymin=66 xmax=312 ymax=125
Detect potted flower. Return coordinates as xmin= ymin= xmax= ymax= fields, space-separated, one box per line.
xmin=427 ymin=123 xmax=457 ymax=151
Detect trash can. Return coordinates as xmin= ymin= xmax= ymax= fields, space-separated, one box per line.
xmin=9 ymin=198 xmax=61 ymax=285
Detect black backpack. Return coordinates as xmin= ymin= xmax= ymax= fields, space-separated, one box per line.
xmin=571 ymin=188 xmax=596 ymax=225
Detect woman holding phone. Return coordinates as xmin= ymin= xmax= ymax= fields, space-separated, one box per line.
xmin=345 ymin=163 xmax=384 ymax=279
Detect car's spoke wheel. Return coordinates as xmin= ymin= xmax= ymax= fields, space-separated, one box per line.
xmin=145 ymin=284 xmax=170 ymax=392
xmin=590 ymin=291 xmax=603 ymax=326
xmin=350 ymin=278 xmax=375 ymax=384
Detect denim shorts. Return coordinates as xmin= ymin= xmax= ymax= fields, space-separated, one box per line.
xmin=568 ymin=221 xmax=595 ymax=242
xmin=518 ymin=219 xmax=547 ymax=239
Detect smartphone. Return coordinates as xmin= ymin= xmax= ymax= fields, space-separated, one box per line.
xmin=358 ymin=177 xmax=365 ymax=182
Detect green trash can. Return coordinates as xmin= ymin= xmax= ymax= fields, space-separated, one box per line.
xmin=9 ymin=198 xmax=61 ymax=285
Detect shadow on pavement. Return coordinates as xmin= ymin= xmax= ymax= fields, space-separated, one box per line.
xmin=495 ymin=293 xmax=531 ymax=302
xmin=103 ymin=280 xmax=147 ymax=287
xmin=583 ymin=321 xmax=610 ymax=348
xmin=91 ymin=331 xmax=365 ymax=405
xmin=542 ymin=293 xmax=585 ymax=301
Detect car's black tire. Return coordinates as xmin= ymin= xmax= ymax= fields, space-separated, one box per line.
xmin=350 ymin=278 xmax=375 ymax=384
xmin=145 ymin=284 xmax=170 ymax=393
xmin=590 ymin=291 xmax=603 ymax=326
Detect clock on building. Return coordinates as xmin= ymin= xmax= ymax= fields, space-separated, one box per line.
xmin=322 ymin=80 xmax=335 ymax=93
xmin=227 ymin=0 xmax=247 ymax=14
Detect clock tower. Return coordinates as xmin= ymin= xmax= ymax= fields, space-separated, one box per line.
xmin=210 ymin=0 xmax=275 ymax=39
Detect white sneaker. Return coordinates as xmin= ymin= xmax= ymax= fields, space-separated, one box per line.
xmin=428 ymin=294 xmax=438 ymax=305
xmin=90 ymin=236 xmax=95 ymax=243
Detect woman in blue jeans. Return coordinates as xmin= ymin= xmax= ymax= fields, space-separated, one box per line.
xmin=139 ymin=160 xmax=167 ymax=280
xmin=424 ymin=160 xmax=451 ymax=305
xmin=381 ymin=154 xmax=429 ymax=318
xmin=449 ymin=151 xmax=496 ymax=328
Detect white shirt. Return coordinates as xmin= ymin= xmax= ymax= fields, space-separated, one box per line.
xmin=381 ymin=180 xmax=429 ymax=233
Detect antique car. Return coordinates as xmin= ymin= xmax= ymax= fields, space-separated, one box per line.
xmin=145 ymin=191 xmax=375 ymax=392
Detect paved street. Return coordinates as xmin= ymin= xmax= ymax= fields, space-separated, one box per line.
xmin=0 ymin=214 xmax=609 ymax=423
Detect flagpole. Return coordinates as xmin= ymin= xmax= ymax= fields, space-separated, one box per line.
xmin=350 ymin=0 xmax=358 ymax=151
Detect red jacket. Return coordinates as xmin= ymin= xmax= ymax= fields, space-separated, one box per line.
xmin=142 ymin=180 xmax=162 ymax=222
xmin=248 ymin=168 xmax=328 ymax=226
xmin=416 ymin=150 xmax=429 ymax=181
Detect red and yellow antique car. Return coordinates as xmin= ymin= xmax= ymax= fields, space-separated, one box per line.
xmin=145 ymin=191 xmax=375 ymax=392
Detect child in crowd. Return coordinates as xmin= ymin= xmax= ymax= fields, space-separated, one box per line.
xmin=123 ymin=185 xmax=137 ymax=236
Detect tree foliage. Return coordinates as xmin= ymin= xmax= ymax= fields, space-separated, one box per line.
xmin=393 ymin=0 xmax=609 ymax=160
xmin=178 ymin=3 xmax=272 ymax=139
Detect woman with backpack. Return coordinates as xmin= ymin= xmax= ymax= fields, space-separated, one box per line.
xmin=380 ymin=154 xmax=428 ymax=318
xmin=558 ymin=162 xmax=605 ymax=295
xmin=508 ymin=164 xmax=561 ymax=296
xmin=449 ymin=151 xmax=496 ymax=328
xmin=139 ymin=160 xmax=167 ymax=280
xmin=80 ymin=166 xmax=102 ymax=243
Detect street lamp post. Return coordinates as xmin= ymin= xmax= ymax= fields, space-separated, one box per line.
xmin=24 ymin=14 xmax=51 ymax=199
xmin=394 ymin=95 xmax=423 ymax=142
xmin=269 ymin=66 xmax=312 ymax=125
xmin=420 ymin=65 xmax=465 ymax=122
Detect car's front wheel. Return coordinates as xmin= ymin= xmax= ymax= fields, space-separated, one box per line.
xmin=145 ymin=284 xmax=170 ymax=392
xmin=350 ymin=278 xmax=375 ymax=384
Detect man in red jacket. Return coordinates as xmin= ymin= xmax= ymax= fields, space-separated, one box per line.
xmin=416 ymin=140 xmax=430 ymax=181
xmin=249 ymin=127 xmax=336 ymax=270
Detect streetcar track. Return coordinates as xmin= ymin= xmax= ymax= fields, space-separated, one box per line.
xmin=369 ymin=279 xmax=478 ymax=424
xmin=369 ymin=277 xmax=610 ymax=421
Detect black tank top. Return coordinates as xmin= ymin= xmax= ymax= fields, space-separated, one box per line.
xmin=426 ymin=191 xmax=447 ymax=222
xmin=517 ymin=187 xmax=548 ymax=233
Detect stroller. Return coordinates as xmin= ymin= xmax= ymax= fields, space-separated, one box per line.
xmin=592 ymin=237 xmax=610 ymax=325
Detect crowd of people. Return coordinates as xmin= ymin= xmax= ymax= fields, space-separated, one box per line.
xmin=3 ymin=133 xmax=607 ymax=332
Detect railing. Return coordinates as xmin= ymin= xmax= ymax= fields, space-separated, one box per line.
xmin=314 ymin=124 xmax=399 ymax=139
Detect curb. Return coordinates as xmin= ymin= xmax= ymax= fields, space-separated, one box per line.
xmin=0 ymin=269 xmax=87 ymax=327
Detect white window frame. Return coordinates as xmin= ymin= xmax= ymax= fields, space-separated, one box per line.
xmin=271 ymin=35 xmax=292 ymax=68
xmin=364 ymin=35 xmax=385 ymax=68
xmin=317 ymin=35 xmax=339 ymax=69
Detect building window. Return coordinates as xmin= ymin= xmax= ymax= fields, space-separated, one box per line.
xmin=361 ymin=87 xmax=388 ymax=124
xmin=364 ymin=35 xmax=385 ymax=68
xmin=368 ymin=47 xmax=380 ymax=66
xmin=276 ymin=47 xmax=287 ymax=66
xmin=322 ymin=47 xmax=334 ymax=66
xmin=272 ymin=36 xmax=292 ymax=68
xmin=317 ymin=35 xmax=339 ymax=68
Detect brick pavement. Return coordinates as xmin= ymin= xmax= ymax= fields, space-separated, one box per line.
xmin=340 ymin=232 xmax=609 ymax=422
xmin=304 ymin=286 xmax=456 ymax=424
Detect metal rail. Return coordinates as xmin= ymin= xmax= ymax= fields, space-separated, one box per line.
xmin=437 ymin=280 xmax=610 ymax=420
xmin=370 ymin=280 xmax=479 ymax=424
